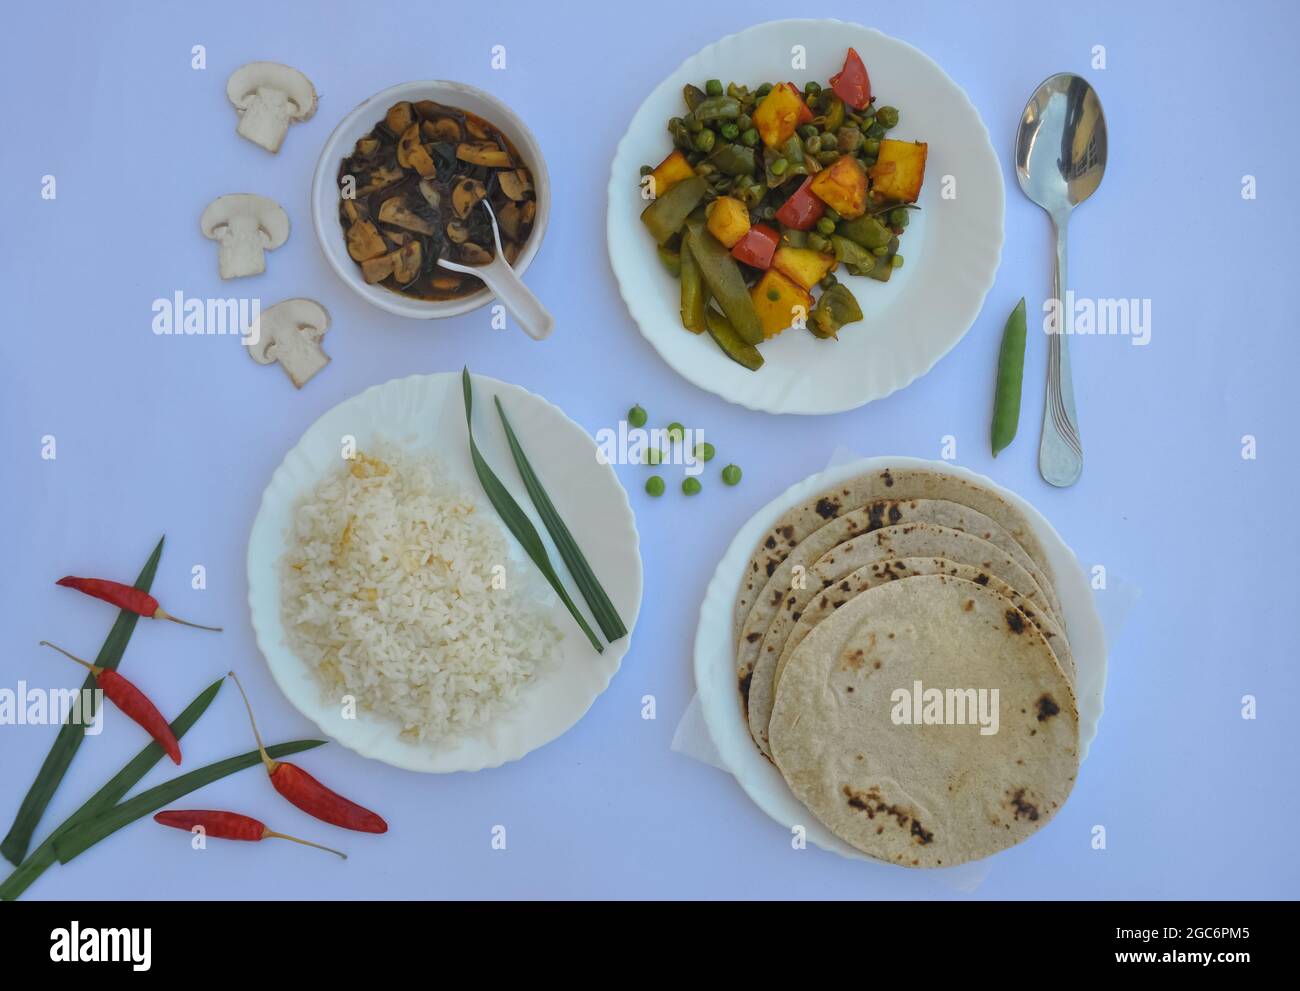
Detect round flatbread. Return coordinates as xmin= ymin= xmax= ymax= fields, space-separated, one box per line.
xmin=734 ymin=467 xmax=1057 ymax=642
xmin=769 ymin=575 xmax=1079 ymax=868
xmin=747 ymin=556 xmax=1075 ymax=757
xmin=735 ymin=501 xmax=1059 ymax=720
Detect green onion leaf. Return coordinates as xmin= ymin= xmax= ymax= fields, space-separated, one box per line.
xmin=494 ymin=396 xmax=628 ymax=643
xmin=462 ymin=368 xmax=603 ymax=653
xmin=52 ymin=740 xmax=326 ymax=865
xmin=0 ymin=677 xmax=223 ymax=901
xmin=1 ymin=536 xmax=165 ymax=865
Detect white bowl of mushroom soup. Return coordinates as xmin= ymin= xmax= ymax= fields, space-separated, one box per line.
xmin=311 ymin=80 xmax=550 ymax=319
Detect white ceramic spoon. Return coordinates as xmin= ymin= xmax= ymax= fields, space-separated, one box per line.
xmin=437 ymin=201 xmax=554 ymax=341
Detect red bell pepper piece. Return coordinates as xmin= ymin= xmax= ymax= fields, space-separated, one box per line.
xmin=785 ymin=82 xmax=815 ymax=124
xmin=730 ymin=224 xmax=780 ymax=270
xmin=773 ymin=177 xmax=825 ymax=231
xmin=829 ymin=48 xmax=872 ymax=110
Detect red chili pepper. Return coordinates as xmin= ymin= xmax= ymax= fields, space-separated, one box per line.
xmin=774 ymin=176 xmax=826 ymax=231
xmin=228 ymin=672 xmax=388 ymax=834
xmin=730 ymin=223 xmax=780 ymax=269
xmin=57 ymin=576 xmax=222 ymax=632
xmin=154 ymin=810 xmax=347 ymax=859
xmin=39 ymin=641 xmax=181 ymax=764
xmin=829 ymin=48 xmax=872 ymax=110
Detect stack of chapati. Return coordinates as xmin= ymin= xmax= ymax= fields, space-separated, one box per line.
xmin=735 ymin=467 xmax=1079 ymax=867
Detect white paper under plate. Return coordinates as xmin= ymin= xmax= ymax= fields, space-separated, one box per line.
xmin=692 ymin=456 xmax=1107 ymax=864
xmin=608 ymin=19 xmax=1004 ymax=414
xmin=247 ymin=373 xmax=642 ymax=773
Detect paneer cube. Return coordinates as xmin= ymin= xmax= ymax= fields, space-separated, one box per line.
xmin=706 ymin=196 xmax=751 ymax=248
xmin=868 ymin=140 xmax=928 ymax=203
xmin=772 ymin=246 xmax=837 ymax=291
xmin=753 ymin=83 xmax=806 ymax=149
xmin=649 ymin=149 xmax=695 ymax=197
xmin=808 ymin=155 xmax=869 ymax=219
xmin=750 ymin=269 xmax=813 ymax=340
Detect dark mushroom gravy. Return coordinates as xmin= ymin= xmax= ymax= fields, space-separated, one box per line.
xmin=337 ymin=99 xmax=537 ymax=301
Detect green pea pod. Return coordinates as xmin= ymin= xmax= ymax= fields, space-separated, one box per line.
xmin=704 ymin=308 xmax=764 ymax=371
xmin=657 ymin=246 xmax=681 ymax=278
xmin=682 ymin=83 xmax=706 ymax=112
xmin=863 ymin=236 xmax=900 ymax=283
xmin=691 ymin=96 xmax=741 ymax=123
xmin=991 ymin=297 xmax=1028 ymax=457
xmin=810 ymin=284 xmax=864 ymax=340
xmin=708 ymin=143 xmax=757 ymax=176
xmin=829 ymin=235 xmax=876 ymax=273
xmin=640 ymin=175 xmax=708 ymax=245
xmin=837 ymin=214 xmax=892 ymax=250
xmin=679 ymin=243 xmax=709 ymax=334
xmin=684 ymin=221 xmax=764 ymax=345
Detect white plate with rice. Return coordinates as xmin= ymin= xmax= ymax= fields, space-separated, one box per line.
xmin=247 ymin=372 xmax=642 ymax=773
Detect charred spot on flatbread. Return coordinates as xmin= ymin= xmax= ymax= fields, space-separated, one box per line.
xmin=1007 ymin=788 xmax=1039 ymax=822
xmin=1035 ymin=694 xmax=1060 ymax=721
xmin=815 ymin=497 xmax=840 ymax=519
xmin=765 ymin=536 xmax=777 ymax=549
xmin=1005 ymin=609 xmax=1026 ymax=634
xmin=881 ymin=469 xmax=894 ymax=487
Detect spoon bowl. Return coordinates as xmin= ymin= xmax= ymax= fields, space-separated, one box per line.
xmin=1014 ymin=73 xmax=1107 ymax=487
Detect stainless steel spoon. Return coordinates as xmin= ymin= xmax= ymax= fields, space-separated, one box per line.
xmin=437 ymin=201 xmax=554 ymax=341
xmin=1014 ymin=73 xmax=1107 ymax=487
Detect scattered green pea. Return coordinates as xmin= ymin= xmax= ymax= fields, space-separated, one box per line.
xmin=696 ymin=441 xmax=716 ymax=462
xmin=628 ymin=404 xmax=647 ymax=428
xmin=705 ymin=78 xmax=723 ymax=97
xmin=721 ymin=464 xmax=742 ymax=486
xmin=891 ymin=254 xmax=904 ymax=269
xmin=719 ymin=122 xmax=739 ymax=141
xmin=645 ymin=475 xmax=665 ymax=497
xmin=666 ymin=422 xmax=685 ymax=442
xmin=741 ymin=128 xmax=759 ymax=147
xmin=682 ymin=477 xmax=702 ymax=496
xmin=875 ymin=106 xmax=900 ymax=129
xmin=693 ymin=129 xmax=716 ymax=153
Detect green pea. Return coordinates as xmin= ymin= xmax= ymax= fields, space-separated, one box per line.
xmin=875 ymin=106 xmax=900 ymax=129
xmin=693 ymin=129 xmax=716 ymax=153
xmin=628 ymin=404 xmax=647 ymax=428
xmin=682 ymin=477 xmax=702 ymax=496
xmin=821 ymin=131 xmax=837 ymax=145
xmin=720 ymin=122 xmax=740 ymax=141
xmin=990 ymin=298 xmax=1027 ymax=457
xmin=645 ymin=475 xmax=665 ymax=497
xmin=816 ymin=150 xmax=840 ymax=165
xmin=803 ymin=81 xmax=821 ymax=96
xmin=804 ymin=134 xmax=822 ymax=154
xmin=816 ymin=217 xmax=836 ymax=236
xmin=696 ymin=441 xmax=716 ymax=462
xmin=705 ymin=79 xmax=723 ymax=97
xmin=889 ymin=208 xmax=909 ymax=227
xmin=721 ymin=464 xmax=742 ymax=486
xmin=741 ymin=128 xmax=759 ymax=147
xmin=770 ymin=157 xmax=789 ymax=176
xmin=798 ymin=123 xmax=818 ymax=140
xmin=666 ymin=422 xmax=685 ymax=442
xmin=891 ymin=254 xmax=904 ymax=269
xmin=766 ymin=288 xmax=780 ymax=301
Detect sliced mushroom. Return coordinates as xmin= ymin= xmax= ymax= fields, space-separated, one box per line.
xmin=459 ymin=242 xmax=493 ymax=265
xmin=504 ymin=241 xmax=521 ymax=266
xmin=422 ymin=117 xmax=462 ymax=142
xmin=226 ymin=63 xmax=317 ymax=153
xmin=200 ymin=194 xmax=290 ymax=279
xmin=497 ymin=169 xmax=531 ymax=201
xmin=446 ymin=220 xmax=470 ymax=244
xmin=417 ymin=179 xmax=441 ymax=211
xmin=346 ymin=219 xmax=387 ymax=261
xmin=247 ymin=298 xmax=330 ymax=388
xmin=413 ymin=100 xmax=443 ymax=119
xmin=431 ymin=274 xmax=463 ymax=292
xmin=397 ymin=124 xmax=437 ymax=178
xmin=362 ymin=254 xmax=394 ymax=283
xmin=519 ymin=199 xmax=537 ymax=228
xmin=357 ymin=165 xmax=405 ymax=195
xmin=385 ymin=101 xmax=416 ymax=133
xmin=391 ymin=241 xmax=422 ymax=284
xmin=342 ymin=199 xmax=361 ymax=224
xmin=496 ymin=201 xmax=522 ymax=241
xmin=456 ymin=141 xmax=512 ymax=167
xmin=465 ymin=116 xmax=490 ymax=140
xmin=378 ymin=197 xmax=434 ymax=235
xmin=451 ymin=178 xmax=487 ymax=219
xmin=386 ymin=230 xmax=410 ymax=246
xmin=355 ymin=136 xmax=380 ymax=156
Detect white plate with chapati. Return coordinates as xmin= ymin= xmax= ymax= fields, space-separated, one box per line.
xmin=248 ymin=372 xmax=642 ymax=773
xmin=694 ymin=456 xmax=1105 ymax=864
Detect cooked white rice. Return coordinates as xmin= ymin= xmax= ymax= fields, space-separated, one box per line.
xmin=279 ymin=440 xmax=559 ymax=742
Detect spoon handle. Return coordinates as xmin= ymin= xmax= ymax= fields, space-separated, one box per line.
xmin=474 ymin=261 xmax=555 ymax=341
xmin=1039 ymin=218 xmax=1083 ymax=487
